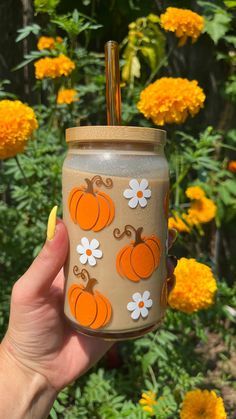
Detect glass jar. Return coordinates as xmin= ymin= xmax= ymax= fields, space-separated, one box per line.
xmin=62 ymin=126 xmax=169 ymax=340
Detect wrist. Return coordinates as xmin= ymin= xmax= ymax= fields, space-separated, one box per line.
xmin=0 ymin=342 xmax=57 ymax=419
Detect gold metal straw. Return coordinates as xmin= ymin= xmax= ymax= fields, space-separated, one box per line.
xmin=105 ymin=40 xmax=121 ymax=125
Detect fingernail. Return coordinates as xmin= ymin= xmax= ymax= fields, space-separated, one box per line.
xmin=47 ymin=206 xmax=58 ymax=241
xmin=169 ymin=255 xmax=178 ymax=268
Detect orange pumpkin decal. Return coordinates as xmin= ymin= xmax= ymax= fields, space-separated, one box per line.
xmin=68 ymin=266 xmax=112 ymax=329
xmin=164 ymin=189 xmax=169 ymax=220
xmin=68 ymin=175 xmax=115 ymax=231
xmin=113 ymin=225 xmax=162 ymax=282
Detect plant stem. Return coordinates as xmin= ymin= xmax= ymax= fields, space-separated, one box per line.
xmin=15 ymin=155 xmax=30 ymax=187
xmin=146 ymin=44 xmax=175 ymax=86
xmin=148 ymin=365 xmax=158 ymax=389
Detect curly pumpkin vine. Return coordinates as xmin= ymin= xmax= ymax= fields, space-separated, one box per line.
xmin=68 ymin=175 xmax=115 ymax=232
xmin=113 ymin=224 xmax=162 ymax=282
xmin=68 ymin=266 xmax=112 ymax=329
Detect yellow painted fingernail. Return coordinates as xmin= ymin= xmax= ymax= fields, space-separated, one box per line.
xmin=47 ymin=206 xmax=58 ymax=240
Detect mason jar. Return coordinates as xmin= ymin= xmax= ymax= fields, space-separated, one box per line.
xmin=62 ymin=126 xmax=169 ymax=340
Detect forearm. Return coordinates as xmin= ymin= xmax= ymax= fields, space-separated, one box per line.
xmin=0 ymin=345 xmax=57 ymax=419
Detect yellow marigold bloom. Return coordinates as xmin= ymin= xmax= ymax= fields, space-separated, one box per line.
xmin=137 ymin=77 xmax=205 ymax=126
xmin=160 ymin=7 xmax=204 ymax=46
xmin=168 ymin=258 xmax=217 ymax=313
xmin=37 ymin=36 xmax=55 ymax=50
xmin=0 ymin=100 xmax=38 ymax=159
xmin=186 ymin=186 xmax=205 ymax=200
xmin=34 ymin=54 xmax=75 ymax=79
xmin=168 ymin=214 xmax=190 ymax=233
xmin=180 ymin=389 xmax=227 ymax=419
xmin=57 ymin=88 xmax=78 ymax=105
xmin=187 ymin=197 xmax=216 ymax=224
xmin=228 ymin=160 xmax=236 ymax=173
xmin=139 ymin=391 xmax=157 ymax=416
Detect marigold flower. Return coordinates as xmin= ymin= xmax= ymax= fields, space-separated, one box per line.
xmin=228 ymin=160 xmax=236 ymax=173
xmin=186 ymin=186 xmax=205 ymax=200
xmin=34 ymin=54 xmax=75 ymax=79
xmin=37 ymin=36 xmax=63 ymax=51
xmin=180 ymin=389 xmax=227 ymax=419
xmin=168 ymin=258 xmax=217 ymax=313
xmin=137 ymin=77 xmax=205 ymax=125
xmin=160 ymin=7 xmax=204 ymax=46
xmin=139 ymin=391 xmax=157 ymax=416
xmin=57 ymin=88 xmax=78 ymax=105
xmin=0 ymin=100 xmax=38 ymax=159
xmin=168 ymin=214 xmax=190 ymax=233
xmin=37 ymin=36 xmax=55 ymax=50
xmin=56 ymin=36 xmax=63 ymax=43
xmin=187 ymin=197 xmax=216 ymax=224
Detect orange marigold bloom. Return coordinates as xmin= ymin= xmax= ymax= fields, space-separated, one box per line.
xmin=56 ymin=36 xmax=63 ymax=43
xmin=137 ymin=77 xmax=205 ymax=125
xmin=187 ymin=197 xmax=216 ymax=224
xmin=228 ymin=160 xmax=236 ymax=173
xmin=37 ymin=36 xmax=63 ymax=51
xmin=160 ymin=7 xmax=204 ymax=46
xmin=186 ymin=186 xmax=205 ymax=200
xmin=34 ymin=54 xmax=75 ymax=79
xmin=57 ymin=88 xmax=78 ymax=104
xmin=0 ymin=100 xmax=38 ymax=159
xmin=168 ymin=214 xmax=190 ymax=233
xmin=168 ymin=258 xmax=217 ymax=313
xmin=37 ymin=36 xmax=55 ymax=50
xmin=180 ymin=389 xmax=227 ymax=419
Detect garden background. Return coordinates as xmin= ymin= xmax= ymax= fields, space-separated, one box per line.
xmin=0 ymin=0 xmax=236 ymax=417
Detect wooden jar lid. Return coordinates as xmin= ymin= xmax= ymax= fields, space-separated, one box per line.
xmin=66 ymin=126 xmax=166 ymax=144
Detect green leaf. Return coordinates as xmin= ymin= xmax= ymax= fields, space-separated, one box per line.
xmin=12 ymin=51 xmax=49 ymax=71
xmin=203 ymin=11 xmax=232 ymax=44
xmin=52 ymin=10 xmax=102 ymax=38
xmin=224 ymin=0 xmax=236 ymax=8
xmin=34 ymin=0 xmax=60 ymax=15
xmin=49 ymin=407 xmax=58 ymax=419
xmin=122 ymin=48 xmax=141 ymax=82
xmin=140 ymin=46 xmax=156 ymax=72
xmin=16 ymin=24 xmax=41 ymax=42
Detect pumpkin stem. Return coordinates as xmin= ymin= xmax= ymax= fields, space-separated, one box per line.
xmin=73 ymin=266 xmax=98 ymax=293
xmin=85 ymin=277 xmax=98 ymax=293
xmin=134 ymin=227 xmax=144 ymax=245
xmin=84 ymin=178 xmax=95 ymax=195
xmin=91 ymin=175 xmax=113 ymax=189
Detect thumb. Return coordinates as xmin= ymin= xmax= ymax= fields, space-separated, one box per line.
xmin=19 ymin=208 xmax=69 ymax=299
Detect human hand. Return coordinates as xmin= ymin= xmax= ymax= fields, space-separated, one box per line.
xmin=0 ymin=213 xmax=112 ymax=395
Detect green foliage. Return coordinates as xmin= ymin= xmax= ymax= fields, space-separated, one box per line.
xmin=34 ymin=0 xmax=60 ymax=15
xmin=0 ymin=80 xmax=16 ymax=99
xmin=16 ymin=23 xmax=41 ymax=42
xmin=1 ymin=0 xmax=236 ymax=417
xmin=224 ymin=0 xmax=236 ymax=7
xmin=52 ymin=10 xmax=102 ymax=39
xmin=198 ymin=1 xmax=233 ymax=44
xmin=225 ymin=75 xmax=236 ymax=102
xmin=121 ymin=14 xmax=166 ymax=85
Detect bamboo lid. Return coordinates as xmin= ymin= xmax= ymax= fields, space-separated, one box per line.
xmin=66 ymin=126 xmax=166 ymax=144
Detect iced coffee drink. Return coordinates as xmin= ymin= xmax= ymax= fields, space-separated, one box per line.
xmin=63 ymin=126 xmax=169 ymax=340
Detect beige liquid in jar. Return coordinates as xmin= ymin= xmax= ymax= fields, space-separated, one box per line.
xmin=63 ymin=166 xmax=169 ymax=340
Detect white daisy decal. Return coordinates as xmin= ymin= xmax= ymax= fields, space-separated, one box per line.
xmin=127 ymin=291 xmax=153 ymax=320
xmin=123 ymin=179 xmax=151 ymax=208
xmin=76 ymin=237 xmax=102 ymax=266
